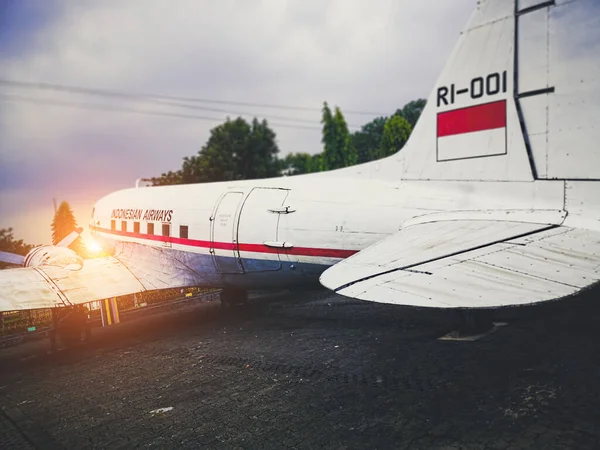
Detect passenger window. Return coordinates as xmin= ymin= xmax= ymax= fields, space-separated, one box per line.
xmin=133 ymin=222 xmax=140 ymax=234
xmin=121 ymin=221 xmax=127 ymax=232
xmin=162 ymin=223 xmax=170 ymax=237
xmin=180 ymin=225 xmax=188 ymax=239
xmin=147 ymin=223 xmax=154 ymax=235
xmin=111 ymin=220 xmax=116 ymax=231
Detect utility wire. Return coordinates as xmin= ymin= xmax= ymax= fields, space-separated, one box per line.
xmin=0 ymin=93 xmax=326 ymax=131
xmin=152 ymin=98 xmax=363 ymax=128
xmin=1 ymin=78 xmax=327 ymax=125
xmin=0 ymin=78 xmax=387 ymax=116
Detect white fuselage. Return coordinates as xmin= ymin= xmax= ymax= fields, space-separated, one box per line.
xmin=90 ymin=173 xmax=569 ymax=291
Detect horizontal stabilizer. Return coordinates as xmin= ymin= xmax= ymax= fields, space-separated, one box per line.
xmin=320 ymin=211 xmax=600 ymax=308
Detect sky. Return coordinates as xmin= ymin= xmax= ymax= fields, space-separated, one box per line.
xmin=0 ymin=0 xmax=475 ymax=244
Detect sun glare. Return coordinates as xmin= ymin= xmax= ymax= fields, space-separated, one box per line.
xmin=84 ymin=238 xmax=103 ymax=255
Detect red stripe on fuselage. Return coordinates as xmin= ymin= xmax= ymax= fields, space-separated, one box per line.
xmin=437 ymin=100 xmax=506 ymax=137
xmin=92 ymin=227 xmax=358 ymax=259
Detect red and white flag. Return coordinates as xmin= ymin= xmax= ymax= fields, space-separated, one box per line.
xmin=436 ymin=100 xmax=507 ymax=161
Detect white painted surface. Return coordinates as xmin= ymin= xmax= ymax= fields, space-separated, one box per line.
xmin=518 ymin=0 xmax=551 ymax=11
xmin=519 ymin=94 xmax=549 ymax=178
xmin=211 ymin=191 xmax=244 ymax=274
xmin=320 ymin=211 xmax=566 ymax=295
xmin=437 ymin=128 xmax=506 ymax=161
xmin=0 ymin=257 xmax=144 ymax=311
xmin=545 ymin=0 xmax=600 ymax=179
xmin=563 ymin=181 xmax=600 ymax=231
xmin=330 ymin=227 xmax=600 ymax=308
xmin=237 ymin=187 xmax=288 ymax=270
xmin=517 ymin=7 xmax=549 ymax=94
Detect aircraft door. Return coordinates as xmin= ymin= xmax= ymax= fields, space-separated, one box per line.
xmin=237 ymin=188 xmax=290 ymax=272
xmin=211 ymin=191 xmax=244 ymax=274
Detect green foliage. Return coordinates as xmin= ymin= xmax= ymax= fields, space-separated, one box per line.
xmin=380 ymin=115 xmax=412 ymax=157
xmin=321 ymin=102 xmax=357 ymax=170
xmin=395 ymin=98 xmax=426 ymax=129
xmin=0 ymin=228 xmax=34 ymax=255
xmin=320 ymin=102 xmax=335 ymax=170
xmin=152 ymin=98 xmax=425 ymax=183
xmin=282 ymin=153 xmax=313 ymax=175
xmin=351 ymin=116 xmax=387 ymax=163
xmin=280 ymin=152 xmax=328 ymax=176
xmin=310 ymin=153 xmax=324 ymax=172
xmin=151 ymin=170 xmax=182 ymax=186
xmin=0 ymin=228 xmax=34 ymax=269
xmin=349 ymin=99 xmax=424 ymax=164
xmin=152 ymin=117 xmax=280 ymax=185
xmin=51 ymin=201 xmax=84 ymax=255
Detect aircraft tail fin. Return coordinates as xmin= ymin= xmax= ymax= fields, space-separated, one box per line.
xmin=339 ymin=0 xmax=600 ymax=182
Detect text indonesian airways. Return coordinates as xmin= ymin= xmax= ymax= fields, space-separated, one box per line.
xmin=111 ymin=209 xmax=173 ymax=222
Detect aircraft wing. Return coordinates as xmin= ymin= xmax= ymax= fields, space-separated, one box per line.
xmin=0 ymin=257 xmax=146 ymax=311
xmin=320 ymin=210 xmax=600 ymax=308
xmin=0 ymin=242 xmax=207 ymax=312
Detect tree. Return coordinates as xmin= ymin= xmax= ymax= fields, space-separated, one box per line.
xmin=380 ymin=114 xmax=412 ymax=157
xmin=151 ymin=98 xmax=425 ymax=184
xmin=395 ymin=98 xmax=426 ymax=129
xmin=282 ymin=152 xmax=314 ymax=176
xmin=349 ymin=99 xmax=425 ymax=165
xmin=321 ymin=102 xmax=335 ymax=170
xmin=351 ymin=116 xmax=387 ymax=163
xmin=244 ymin=118 xmax=281 ymax=179
xmin=151 ymin=170 xmax=182 ymax=186
xmin=321 ymin=102 xmax=357 ymax=170
xmin=310 ymin=153 xmax=324 ymax=172
xmin=152 ymin=117 xmax=280 ymax=185
xmin=0 ymin=228 xmax=34 ymax=269
xmin=51 ymin=201 xmax=84 ymax=255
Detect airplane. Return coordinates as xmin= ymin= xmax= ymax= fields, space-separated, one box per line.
xmin=1 ymin=0 xmax=599 ymax=324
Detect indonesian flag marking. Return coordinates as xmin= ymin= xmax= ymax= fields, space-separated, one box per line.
xmin=437 ymin=100 xmax=507 ymax=161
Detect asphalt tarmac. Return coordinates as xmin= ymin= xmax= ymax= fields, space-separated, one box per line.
xmin=1 ymin=287 xmax=599 ymax=449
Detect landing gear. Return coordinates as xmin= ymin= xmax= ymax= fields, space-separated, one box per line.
xmin=49 ymin=305 xmax=91 ymax=353
xmin=220 ymin=288 xmax=248 ymax=309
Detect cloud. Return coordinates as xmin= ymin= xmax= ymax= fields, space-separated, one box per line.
xmin=0 ymin=0 xmax=475 ymax=243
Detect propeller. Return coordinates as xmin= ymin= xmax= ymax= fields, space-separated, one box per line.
xmin=0 ymin=251 xmax=25 ymax=266
xmin=57 ymin=227 xmax=84 ymax=248
xmin=0 ymin=227 xmax=84 ymax=266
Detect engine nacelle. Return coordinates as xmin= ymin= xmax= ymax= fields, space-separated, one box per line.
xmin=24 ymin=245 xmax=83 ymax=270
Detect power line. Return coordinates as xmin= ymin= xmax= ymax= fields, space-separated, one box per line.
xmin=0 ymin=79 xmax=366 ymax=128
xmin=0 ymin=93 xmax=325 ymax=131
xmin=152 ymin=98 xmax=365 ymax=127
xmin=1 ymin=79 xmax=327 ymax=125
xmin=0 ymin=78 xmax=387 ymax=116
